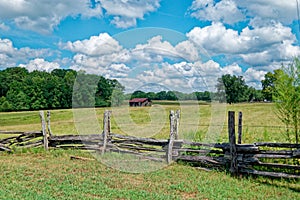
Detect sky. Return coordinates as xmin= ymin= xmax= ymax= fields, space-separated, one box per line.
xmin=0 ymin=0 xmax=300 ymax=93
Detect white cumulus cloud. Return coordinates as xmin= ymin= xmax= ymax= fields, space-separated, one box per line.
xmin=189 ymin=0 xmax=298 ymax=25
xmin=0 ymin=0 xmax=103 ymax=34
xmin=131 ymin=35 xmax=200 ymax=63
xmin=19 ymin=58 xmax=60 ymax=72
xmin=236 ymin=0 xmax=297 ymax=24
xmin=100 ymin=0 xmax=160 ymax=28
xmin=187 ymin=22 xmax=300 ymax=66
xmin=0 ymin=37 xmax=53 ymax=68
xmin=244 ymin=68 xmax=267 ymax=88
xmin=62 ymin=30 xmax=293 ymax=91
xmin=189 ymin=0 xmax=245 ymax=24
xmin=187 ymin=22 xmax=295 ymax=55
xmin=0 ymin=0 xmax=161 ymax=33
xmin=63 ymin=33 xmax=123 ymax=56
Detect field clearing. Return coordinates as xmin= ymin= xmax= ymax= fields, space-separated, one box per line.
xmin=0 ymin=102 xmax=287 ymax=143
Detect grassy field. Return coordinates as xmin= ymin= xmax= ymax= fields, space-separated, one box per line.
xmin=0 ymin=102 xmax=289 ymax=143
xmin=0 ymin=149 xmax=299 ymax=200
xmin=0 ymin=102 xmax=299 ymax=199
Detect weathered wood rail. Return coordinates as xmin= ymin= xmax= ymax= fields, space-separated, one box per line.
xmin=0 ymin=131 xmax=43 ymax=151
xmin=0 ymin=110 xmax=299 ymax=179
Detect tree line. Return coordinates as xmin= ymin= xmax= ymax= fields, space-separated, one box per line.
xmin=0 ymin=67 xmax=124 ymax=111
xmin=127 ymin=74 xmax=268 ymax=104
xmin=127 ymin=90 xmax=211 ymax=101
xmin=0 ymin=66 xmax=277 ymax=112
xmin=0 ymin=61 xmax=298 ymax=109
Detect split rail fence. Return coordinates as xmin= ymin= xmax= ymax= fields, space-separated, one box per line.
xmin=0 ymin=110 xmax=299 ymax=179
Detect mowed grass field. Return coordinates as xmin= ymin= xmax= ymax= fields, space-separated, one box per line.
xmin=0 ymin=102 xmax=299 ymax=199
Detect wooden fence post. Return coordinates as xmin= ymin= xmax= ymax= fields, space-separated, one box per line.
xmin=108 ymin=111 xmax=111 ymax=134
xmin=238 ymin=111 xmax=242 ymax=144
xmin=101 ymin=110 xmax=111 ymax=155
xmin=228 ymin=111 xmax=237 ymax=176
xmin=175 ymin=110 xmax=180 ymax=140
xmin=47 ymin=110 xmax=53 ymax=136
xmin=167 ymin=110 xmax=176 ymax=164
xmin=39 ymin=111 xmax=48 ymax=151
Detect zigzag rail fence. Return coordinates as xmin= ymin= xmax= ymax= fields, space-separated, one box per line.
xmin=0 ymin=110 xmax=299 ymax=179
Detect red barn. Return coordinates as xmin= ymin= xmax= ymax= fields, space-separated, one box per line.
xmin=129 ymin=98 xmax=152 ymax=107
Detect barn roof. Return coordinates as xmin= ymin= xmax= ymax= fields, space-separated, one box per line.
xmin=129 ymin=98 xmax=150 ymax=103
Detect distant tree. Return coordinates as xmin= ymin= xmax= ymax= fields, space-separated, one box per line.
xmin=109 ymin=79 xmax=125 ymax=107
xmin=111 ymin=89 xmax=125 ymax=106
xmin=0 ymin=101 xmax=12 ymax=111
xmin=202 ymin=91 xmax=211 ymax=101
xmin=6 ymin=90 xmax=30 ymax=110
xmin=173 ymin=91 xmax=187 ymax=100
xmin=131 ymin=90 xmax=147 ymax=99
xmin=156 ymin=91 xmax=168 ymax=100
xmin=64 ymin=70 xmax=77 ymax=107
xmin=0 ymin=97 xmax=12 ymax=111
xmin=0 ymin=67 xmax=29 ymax=97
xmin=146 ymin=92 xmax=156 ymax=100
xmin=248 ymin=87 xmax=264 ymax=102
xmin=216 ymin=74 xmax=249 ymax=104
xmin=261 ymin=69 xmax=283 ymax=101
xmin=95 ymin=76 xmax=111 ymax=107
xmin=273 ymin=58 xmax=300 ymax=144
xmin=51 ymin=68 xmax=70 ymax=78
xmin=166 ymin=91 xmax=178 ymax=100
xmin=194 ymin=91 xmax=211 ymax=101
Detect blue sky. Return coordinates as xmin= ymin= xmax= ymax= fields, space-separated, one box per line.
xmin=0 ymin=0 xmax=300 ymax=92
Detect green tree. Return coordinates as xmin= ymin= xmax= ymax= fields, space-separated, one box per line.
xmin=0 ymin=97 xmax=12 ymax=111
xmin=8 ymin=91 xmax=30 ymax=110
xmin=273 ymin=58 xmax=300 ymax=143
xmin=261 ymin=69 xmax=283 ymax=101
xmin=166 ymin=91 xmax=178 ymax=101
xmin=109 ymin=79 xmax=125 ymax=107
xmin=156 ymin=91 xmax=168 ymax=100
xmin=194 ymin=91 xmax=211 ymax=101
xmin=146 ymin=92 xmax=156 ymax=100
xmin=111 ymin=89 xmax=125 ymax=106
xmin=51 ymin=68 xmax=69 ymax=78
xmin=216 ymin=74 xmax=249 ymax=104
xmin=0 ymin=67 xmax=29 ymax=97
xmin=248 ymin=87 xmax=264 ymax=102
xmin=64 ymin=70 xmax=77 ymax=108
xmin=131 ymin=90 xmax=147 ymax=99
xmin=73 ymin=72 xmax=98 ymax=108
xmin=0 ymin=67 xmax=126 ymax=111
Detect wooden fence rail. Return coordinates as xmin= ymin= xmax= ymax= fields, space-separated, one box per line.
xmin=0 ymin=131 xmax=43 ymax=151
xmin=0 ymin=110 xmax=299 ymax=179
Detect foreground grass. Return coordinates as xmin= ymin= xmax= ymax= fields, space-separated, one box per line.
xmin=0 ymin=103 xmax=288 ymax=143
xmin=0 ymin=149 xmax=299 ymax=200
